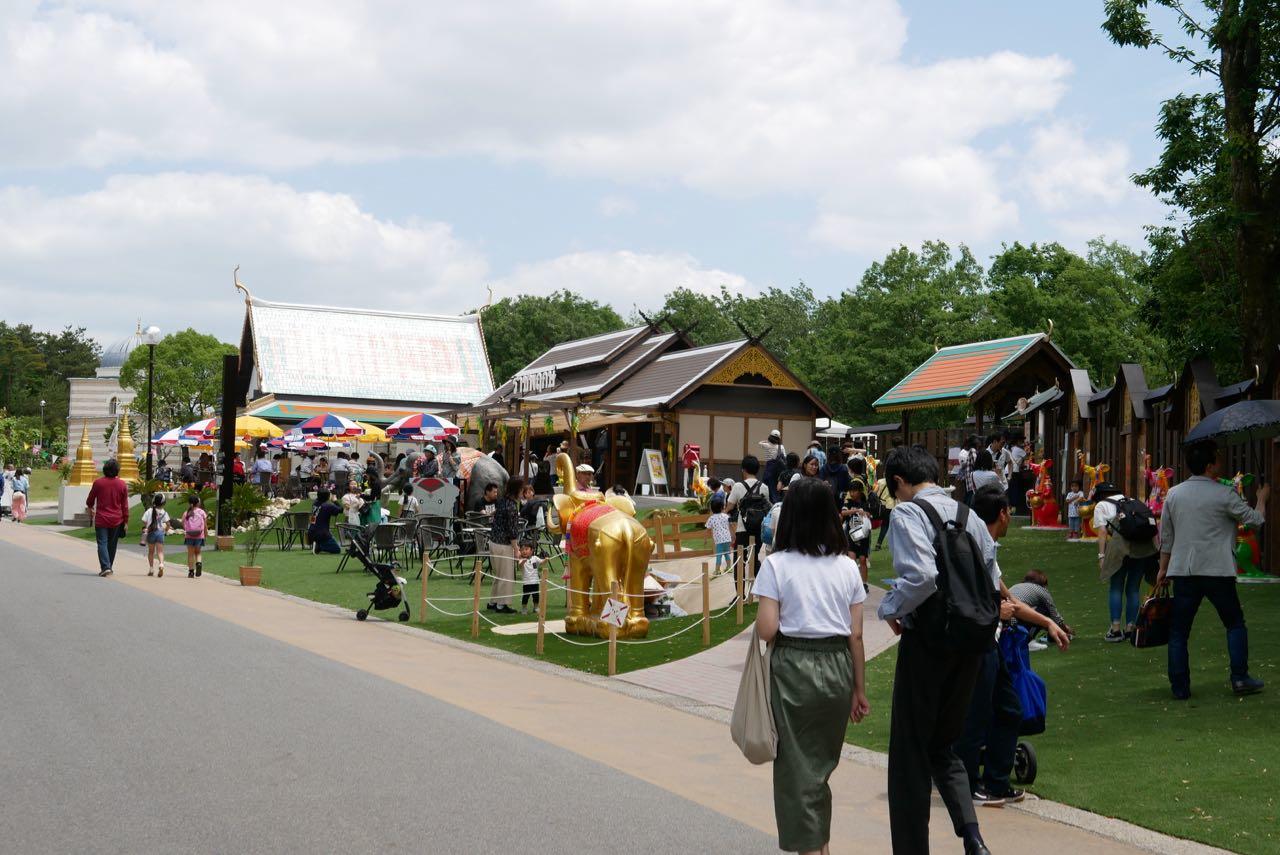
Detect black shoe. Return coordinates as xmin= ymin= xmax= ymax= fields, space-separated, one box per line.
xmin=1103 ymin=628 xmax=1125 ymax=643
xmin=496 ymin=605 xmax=517 ymax=614
xmin=486 ymin=603 xmax=498 ymax=611
xmin=195 ymin=561 xmax=202 ymax=577
xmin=1172 ymin=686 xmax=1191 ymax=701
xmin=189 ymin=568 xmax=195 ymax=578
xmin=972 ymin=788 xmax=1006 ymax=807
xmin=1232 ymin=676 xmax=1264 ymax=696
xmin=964 ymin=837 xmax=992 ymax=855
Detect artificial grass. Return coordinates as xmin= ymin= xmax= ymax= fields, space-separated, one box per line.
xmin=191 ymin=542 xmax=753 ymax=676
xmin=846 ymin=521 xmax=1279 ymax=855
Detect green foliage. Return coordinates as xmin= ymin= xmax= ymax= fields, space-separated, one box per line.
xmin=647 ymin=283 xmax=819 ymax=367
xmin=0 ymin=413 xmax=44 ymax=468
xmin=479 ymin=291 xmax=627 ymax=384
xmin=127 ymin=477 xmax=165 ymax=501
xmin=118 ymin=329 xmax=237 ymax=428
xmin=0 ymin=322 xmax=99 ymax=437
xmin=1103 ymin=0 xmax=1280 ymax=372
xmin=223 ymin=482 xmax=269 ymax=528
xmin=242 ymin=512 xmax=274 ymax=566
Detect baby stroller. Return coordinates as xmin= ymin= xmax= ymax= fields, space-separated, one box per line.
xmin=997 ymin=623 xmax=1046 ymax=784
xmin=347 ymin=527 xmax=411 ymax=623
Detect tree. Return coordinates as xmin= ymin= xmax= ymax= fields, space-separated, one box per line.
xmin=1104 ymin=0 xmax=1280 ymax=372
xmin=0 ymin=322 xmax=100 ymax=440
xmin=647 ymin=283 xmax=819 ymax=365
xmin=118 ymin=329 xmax=237 ymax=429
xmin=479 ymin=291 xmax=627 ymax=384
xmin=985 ymin=239 xmax=1168 ymax=381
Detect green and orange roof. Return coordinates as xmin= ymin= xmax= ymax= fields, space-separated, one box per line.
xmin=874 ymin=334 xmax=1057 ymax=412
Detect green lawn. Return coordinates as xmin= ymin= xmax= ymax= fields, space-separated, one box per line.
xmin=188 ymin=537 xmax=752 ymax=676
xmin=847 ymin=522 xmax=1279 ymax=855
xmin=28 ymin=468 xmax=60 ymax=502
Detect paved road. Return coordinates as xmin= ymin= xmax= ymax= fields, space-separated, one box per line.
xmin=0 ymin=539 xmax=774 ymax=854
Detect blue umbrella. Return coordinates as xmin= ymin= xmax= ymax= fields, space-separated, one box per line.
xmin=1184 ymin=399 xmax=1280 ymax=445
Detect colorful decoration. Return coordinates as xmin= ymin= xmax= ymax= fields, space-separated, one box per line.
xmin=1143 ymin=454 xmax=1174 ymax=519
xmin=1024 ymin=457 xmax=1064 ymax=528
xmin=1220 ymin=473 xmax=1265 ymax=577
xmin=295 ymin=412 xmax=365 ymax=436
xmin=543 ymin=415 xmax=556 ymax=435
xmin=550 ymin=452 xmax=653 ymax=638
xmin=1076 ymin=451 xmax=1110 ymax=539
xmin=385 ymin=412 xmax=460 ymax=440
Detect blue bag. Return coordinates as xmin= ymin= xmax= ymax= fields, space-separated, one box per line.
xmin=999 ymin=625 xmax=1047 ymax=736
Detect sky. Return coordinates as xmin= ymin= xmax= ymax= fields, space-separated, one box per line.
xmin=0 ymin=1 xmax=1198 ymax=347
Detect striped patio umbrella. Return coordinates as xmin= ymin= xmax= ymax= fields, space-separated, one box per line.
xmin=385 ymin=413 xmax=460 ymax=440
xmin=150 ymin=427 xmax=184 ymax=446
xmin=295 ymin=412 xmax=365 ymax=436
xmin=181 ymin=417 xmax=218 ymax=437
xmin=206 ymin=415 xmax=285 ymax=439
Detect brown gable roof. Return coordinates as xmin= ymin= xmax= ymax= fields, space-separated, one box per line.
xmin=521 ymin=326 xmax=650 ymax=372
xmin=599 ymin=340 xmax=745 ymax=408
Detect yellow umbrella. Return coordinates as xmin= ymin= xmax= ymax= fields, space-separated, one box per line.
xmin=352 ymin=421 xmax=388 ymax=443
xmin=187 ymin=438 xmax=251 ymax=452
xmin=208 ymin=415 xmax=284 ymax=439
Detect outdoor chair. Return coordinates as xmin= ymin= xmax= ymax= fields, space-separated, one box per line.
xmin=415 ymin=515 xmax=459 ymax=575
xmin=335 ymin=524 xmax=365 ymax=573
xmin=371 ymin=521 xmax=414 ymax=567
xmin=278 ymin=510 xmax=310 ymax=551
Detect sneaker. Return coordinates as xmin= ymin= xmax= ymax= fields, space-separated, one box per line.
xmin=196 ymin=561 xmax=202 ymax=577
xmin=189 ymin=568 xmax=195 ymax=578
xmin=1232 ymin=676 xmax=1265 ymax=696
xmin=158 ymin=564 xmax=164 ymax=578
xmin=1027 ymin=639 xmax=1048 ymax=652
xmin=1104 ymin=628 xmax=1125 ymax=643
xmin=486 ymin=603 xmax=498 ymax=611
xmin=148 ymin=570 xmax=154 ymax=577
xmin=972 ymin=788 xmax=1007 ymax=807
xmin=99 ymin=569 xmax=110 ymax=577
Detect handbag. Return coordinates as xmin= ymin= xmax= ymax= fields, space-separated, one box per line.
xmin=1131 ymin=582 xmax=1173 ymax=648
xmin=730 ymin=623 xmax=777 ymax=764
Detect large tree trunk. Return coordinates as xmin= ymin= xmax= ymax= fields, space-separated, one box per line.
xmin=1220 ymin=1 xmax=1280 ymax=372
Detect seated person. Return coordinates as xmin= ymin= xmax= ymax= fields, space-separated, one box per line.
xmin=308 ymin=490 xmax=342 ymax=554
xmin=470 ymin=482 xmax=499 ymax=517
xmin=1008 ymin=569 xmax=1074 ymax=649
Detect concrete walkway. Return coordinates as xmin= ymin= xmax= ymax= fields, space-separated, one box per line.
xmin=1 ymin=521 xmax=1226 ymax=854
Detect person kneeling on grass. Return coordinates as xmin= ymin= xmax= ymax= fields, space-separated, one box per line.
xmin=309 ymin=490 xmax=343 ymax=555
xmin=1008 ymin=570 xmax=1073 ymax=652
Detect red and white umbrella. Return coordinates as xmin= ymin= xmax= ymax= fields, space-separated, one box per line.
xmin=150 ymin=427 xmax=184 ymax=446
xmin=295 ymin=412 xmax=365 ymax=436
xmin=182 ymin=417 xmax=218 ymax=437
xmin=385 ymin=413 xmax=460 ymax=440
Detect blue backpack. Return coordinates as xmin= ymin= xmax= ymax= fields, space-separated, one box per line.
xmin=760 ymin=502 xmax=783 ymax=546
xmin=1000 ymin=624 xmax=1047 ymax=736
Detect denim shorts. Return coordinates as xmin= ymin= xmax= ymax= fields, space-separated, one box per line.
xmin=184 ymin=537 xmax=205 ymax=547
xmin=146 ymin=531 xmax=166 ymax=544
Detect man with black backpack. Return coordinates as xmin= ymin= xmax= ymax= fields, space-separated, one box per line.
xmin=727 ymin=455 xmax=769 ymax=587
xmin=877 ymin=446 xmax=1000 ymax=855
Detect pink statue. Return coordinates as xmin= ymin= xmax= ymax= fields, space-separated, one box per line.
xmin=1143 ymin=454 xmax=1174 ymax=519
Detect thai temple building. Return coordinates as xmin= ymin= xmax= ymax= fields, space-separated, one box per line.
xmin=65 ymin=325 xmax=142 ymax=465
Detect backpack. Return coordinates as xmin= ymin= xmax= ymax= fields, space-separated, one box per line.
xmin=1103 ymin=497 xmax=1158 ymax=542
xmin=183 ymin=510 xmax=204 ymax=537
xmin=760 ymin=502 xmax=783 ymax=546
xmin=910 ymin=498 xmax=1000 ymax=653
xmin=739 ymin=481 xmax=770 ymax=537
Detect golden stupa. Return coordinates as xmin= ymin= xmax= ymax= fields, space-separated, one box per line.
xmin=115 ymin=407 xmax=139 ymax=481
xmin=67 ymin=421 xmax=98 ymax=486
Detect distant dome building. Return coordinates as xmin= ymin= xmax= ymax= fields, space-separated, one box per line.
xmin=67 ymin=324 xmax=141 ymax=466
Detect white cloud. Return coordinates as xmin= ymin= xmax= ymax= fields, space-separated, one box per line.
xmin=492 ymin=250 xmax=751 ymax=314
xmin=598 ymin=195 xmax=637 ymax=218
xmin=2 ymin=1 xmax=1079 ymax=247
xmin=0 ymin=173 xmax=489 ymax=340
xmin=1022 ymin=122 xmax=1131 ymax=211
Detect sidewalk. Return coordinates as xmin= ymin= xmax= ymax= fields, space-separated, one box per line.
xmin=2 ymin=521 xmax=1227 ymax=855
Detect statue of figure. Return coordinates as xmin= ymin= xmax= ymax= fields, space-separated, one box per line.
xmin=549 ymin=452 xmax=653 ymax=638
xmin=1143 ymin=454 xmax=1174 ymax=519
xmin=1024 ymin=457 xmax=1063 ymax=527
xmin=1220 ymin=472 xmax=1264 ymax=577
xmin=1076 ymin=450 xmax=1109 ymax=539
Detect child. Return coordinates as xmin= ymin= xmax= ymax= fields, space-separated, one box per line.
xmin=841 ymin=478 xmax=872 ymax=583
xmin=400 ymin=484 xmax=420 ymax=518
xmin=141 ymin=494 xmax=170 ymax=577
xmin=705 ymin=494 xmax=733 ymax=572
xmin=518 ymin=540 xmax=542 ymax=615
xmin=342 ymin=481 xmax=364 ymax=526
xmin=707 ymin=477 xmax=724 ymax=503
xmin=1065 ymin=479 xmax=1085 ymax=540
xmin=180 ymin=494 xmax=207 ymax=578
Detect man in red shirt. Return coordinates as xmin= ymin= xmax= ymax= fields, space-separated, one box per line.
xmin=86 ymin=459 xmax=131 ymax=576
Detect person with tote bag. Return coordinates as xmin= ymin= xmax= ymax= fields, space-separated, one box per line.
xmin=747 ymin=476 xmax=870 ymax=855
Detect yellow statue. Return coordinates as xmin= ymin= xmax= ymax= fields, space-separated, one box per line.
xmin=550 ymin=453 xmax=653 ymax=639
xmin=115 ymin=407 xmax=139 ymax=481
xmin=68 ymin=421 xmax=97 ymax=487
xmin=1076 ymin=450 xmax=1110 ymax=539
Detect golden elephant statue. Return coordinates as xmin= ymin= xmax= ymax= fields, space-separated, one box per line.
xmin=550 ymin=453 xmax=653 ymax=639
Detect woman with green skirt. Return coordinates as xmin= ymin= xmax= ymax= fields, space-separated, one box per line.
xmin=754 ymin=476 xmax=870 ymax=854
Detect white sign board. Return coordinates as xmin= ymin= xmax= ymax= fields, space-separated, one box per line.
xmin=600 ymin=598 xmax=628 ymax=629
xmin=512 ymin=367 xmax=558 ymax=396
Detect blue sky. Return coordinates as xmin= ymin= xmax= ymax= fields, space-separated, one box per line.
xmin=0 ymin=1 xmax=1200 ymax=345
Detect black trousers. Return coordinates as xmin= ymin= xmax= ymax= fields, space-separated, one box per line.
xmin=888 ymin=629 xmax=983 ymax=854
xmin=954 ymin=647 xmax=1022 ymax=795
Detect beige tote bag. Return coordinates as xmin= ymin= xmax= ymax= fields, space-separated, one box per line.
xmin=730 ymin=623 xmax=777 ymax=764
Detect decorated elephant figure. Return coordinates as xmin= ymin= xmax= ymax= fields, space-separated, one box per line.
xmin=549 ymin=452 xmax=653 ymax=639
xmin=387 ymin=446 xmax=509 ymax=514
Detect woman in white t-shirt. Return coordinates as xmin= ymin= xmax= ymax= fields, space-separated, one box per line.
xmin=754 ymin=477 xmax=870 ymax=855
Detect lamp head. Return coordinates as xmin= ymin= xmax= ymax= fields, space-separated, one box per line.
xmin=143 ymin=325 xmax=162 ymax=345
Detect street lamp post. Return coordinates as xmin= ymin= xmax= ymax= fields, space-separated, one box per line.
xmin=142 ymin=326 xmax=162 ymax=480
xmin=38 ymin=399 xmax=45 ymax=454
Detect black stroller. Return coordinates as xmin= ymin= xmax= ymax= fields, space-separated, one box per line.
xmin=347 ymin=527 xmax=411 ymax=623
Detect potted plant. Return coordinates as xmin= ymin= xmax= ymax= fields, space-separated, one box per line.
xmin=238 ymin=511 xmax=270 ymax=587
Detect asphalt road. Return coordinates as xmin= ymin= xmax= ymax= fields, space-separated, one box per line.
xmin=0 ymin=539 xmax=774 ymax=854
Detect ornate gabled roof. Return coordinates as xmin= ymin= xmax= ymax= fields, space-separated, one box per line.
xmin=874 ymin=333 xmax=1075 ymax=412
xmin=241 ymin=297 xmax=494 ymax=408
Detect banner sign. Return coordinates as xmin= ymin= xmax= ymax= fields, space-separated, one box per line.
xmin=513 ymin=367 xmax=558 ymax=396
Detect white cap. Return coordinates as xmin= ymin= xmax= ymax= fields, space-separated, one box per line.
xmin=769 ymin=429 xmax=782 ymax=438
xmin=788 ymin=472 xmax=802 ymax=485
xmin=425 ymin=444 xmax=437 ymax=454
xmin=575 ymin=463 xmax=595 ymax=473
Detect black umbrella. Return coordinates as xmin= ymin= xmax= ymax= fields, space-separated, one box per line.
xmin=1184 ymin=399 xmax=1280 ymax=445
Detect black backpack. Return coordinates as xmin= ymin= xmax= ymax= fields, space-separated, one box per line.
xmin=739 ymin=481 xmax=771 ymax=537
xmin=910 ymin=498 xmax=1000 ymax=653
xmin=1103 ymin=497 xmax=1158 ymax=542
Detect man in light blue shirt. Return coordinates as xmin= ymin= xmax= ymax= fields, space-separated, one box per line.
xmin=1157 ymin=439 xmax=1269 ymax=698
xmin=877 ymin=445 xmax=995 ymax=855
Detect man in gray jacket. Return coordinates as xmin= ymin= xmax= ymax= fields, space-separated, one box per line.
xmin=1156 ymin=439 xmax=1269 ymax=699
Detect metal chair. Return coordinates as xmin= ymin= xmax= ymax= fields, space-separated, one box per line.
xmin=371 ymin=521 xmax=414 ymax=567
xmin=335 ymin=524 xmax=365 ymax=573
xmin=278 ymin=510 xmax=310 ymax=551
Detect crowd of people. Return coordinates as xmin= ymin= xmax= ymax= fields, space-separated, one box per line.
xmin=0 ymin=463 xmax=33 ymax=522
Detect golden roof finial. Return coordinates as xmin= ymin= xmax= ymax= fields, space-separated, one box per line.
xmin=68 ymin=421 xmax=97 ymax=486
xmin=115 ymin=406 xmax=139 ymax=481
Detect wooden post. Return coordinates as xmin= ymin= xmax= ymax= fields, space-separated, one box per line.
xmin=420 ymin=558 xmax=431 ymax=624
xmin=736 ymin=554 xmax=745 ymax=625
xmin=470 ymin=556 xmax=482 ymax=639
xmin=608 ymin=579 xmax=619 ymax=676
xmin=536 ymin=562 xmax=548 ymax=656
xmin=701 ymin=561 xmax=711 ymax=647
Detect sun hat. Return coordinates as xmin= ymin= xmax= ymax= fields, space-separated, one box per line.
xmin=575 ymin=463 xmax=595 ymax=473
